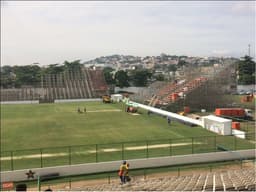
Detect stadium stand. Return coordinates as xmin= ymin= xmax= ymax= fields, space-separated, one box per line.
xmin=143 ymin=77 xmax=208 ymax=107
xmin=68 ymin=168 xmax=255 ymax=191
xmin=0 ymin=67 xmax=108 ymax=102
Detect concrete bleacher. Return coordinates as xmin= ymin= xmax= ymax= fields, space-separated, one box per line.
xmin=145 ymin=77 xmax=208 ymax=106
xmin=68 ymin=168 xmax=255 ymax=191
xmin=0 ymin=68 xmax=108 ymax=102
xmin=88 ymin=69 xmax=109 ymax=97
xmin=164 ymin=77 xmax=208 ymax=103
xmin=130 ymin=81 xmax=167 ymax=103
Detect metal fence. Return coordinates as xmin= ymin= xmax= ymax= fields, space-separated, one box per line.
xmin=1 ymin=133 xmax=255 ymax=171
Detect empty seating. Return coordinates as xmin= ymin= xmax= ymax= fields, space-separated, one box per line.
xmin=63 ymin=168 xmax=255 ymax=191
xmin=0 ymin=68 xmax=108 ymax=102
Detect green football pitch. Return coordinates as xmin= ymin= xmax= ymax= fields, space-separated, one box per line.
xmin=1 ymin=101 xmax=218 ymax=151
xmin=1 ymin=101 xmax=254 ymax=171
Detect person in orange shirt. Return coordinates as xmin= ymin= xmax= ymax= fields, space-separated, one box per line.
xmin=118 ymin=160 xmax=127 ymax=184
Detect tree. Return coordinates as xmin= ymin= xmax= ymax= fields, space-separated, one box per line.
xmin=177 ymin=60 xmax=187 ymax=68
xmin=155 ymin=74 xmax=165 ymax=81
xmin=238 ymin=55 xmax=255 ymax=85
xmin=115 ymin=70 xmax=129 ymax=88
xmin=63 ymin=60 xmax=82 ymax=71
xmin=13 ymin=65 xmax=41 ymax=87
xmin=42 ymin=64 xmax=64 ymax=75
xmin=130 ymin=69 xmax=152 ymax=86
xmin=103 ymin=67 xmax=115 ymax=85
xmin=168 ymin=64 xmax=177 ymax=72
xmin=0 ymin=66 xmax=15 ymax=88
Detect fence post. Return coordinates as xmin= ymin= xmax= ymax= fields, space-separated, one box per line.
xmin=214 ymin=136 xmax=217 ymax=152
xmin=40 ymin=149 xmax=43 ymax=168
xmin=234 ymin=136 xmax=237 ymax=151
xmin=122 ymin=143 xmax=124 ymax=160
xmin=146 ymin=141 xmax=149 ymax=158
xmin=108 ymin=175 xmax=111 ymax=184
xmin=178 ymin=167 xmax=180 ymax=176
xmin=96 ymin=144 xmax=98 ymax=163
xmin=37 ymin=176 xmax=41 ymax=191
xmin=69 ymin=146 xmax=71 ymax=165
xmin=169 ymin=139 xmax=172 ymax=156
xmin=192 ymin=137 xmax=194 ymax=154
xmin=11 ymin=151 xmax=14 ymax=171
xmin=144 ymin=169 xmax=147 ymax=180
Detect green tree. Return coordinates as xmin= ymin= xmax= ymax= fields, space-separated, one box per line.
xmin=155 ymin=74 xmax=165 ymax=81
xmin=168 ymin=64 xmax=177 ymax=72
xmin=130 ymin=69 xmax=152 ymax=86
xmin=238 ymin=55 xmax=255 ymax=85
xmin=42 ymin=64 xmax=64 ymax=75
xmin=115 ymin=70 xmax=129 ymax=88
xmin=63 ymin=60 xmax=82 ymax=71
xmin=0 ymin=66 xmax=15 ymax=88
xmin=13 ymin=65 xmax=41 ymax=87
xmin=103 ymin=67 xmax=115 ymax=85
xmin=177 ymin=60 xmax=187 ymax=68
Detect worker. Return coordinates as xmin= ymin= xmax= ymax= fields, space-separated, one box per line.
xmin=167 ymin=117 xmax=171 ymax=126
xmin=118 ymin=160 xmax=127 ymax=184
xmin=124 ymin=163 xmax=131 ymax=183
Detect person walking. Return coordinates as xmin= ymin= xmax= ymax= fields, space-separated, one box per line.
xmin=167 ymin=116 xmax=171 ymax=126
xmin=124 ymin=163 xmax=131 ymax=183
xmin=118 ymin=160 xmax=127 ymax=185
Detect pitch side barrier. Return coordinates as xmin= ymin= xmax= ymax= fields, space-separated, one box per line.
xmin=1 ymin=149 xmax=254 ymax=182
xmin=129 ymin=101 xmax=204 ymax=127
xmin=0 ymin=100 xmax=39 ymax=105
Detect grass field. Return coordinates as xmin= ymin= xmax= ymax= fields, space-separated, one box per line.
xmin=1 ymin=101 xmax=255 ymax=171
xmin=1 ymin=101 xmax=219 ymax=151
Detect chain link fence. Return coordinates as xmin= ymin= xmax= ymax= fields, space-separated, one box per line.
xmin=1 ymin=133 xmax=254 ymax=172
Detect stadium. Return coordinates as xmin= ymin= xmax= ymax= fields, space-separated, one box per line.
xmin=1 ymin=61 xmax=255 ymax=191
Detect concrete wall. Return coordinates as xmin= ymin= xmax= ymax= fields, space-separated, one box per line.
xmin=237 ymin=85 xmax=255 ymax=92
xmin=115 ymin=87 xmax=146 ymax=94
xmin=131 ymin=101 xmax=204 ymax=126
xmin=54 ymin=98 xmax=101 ymax=103
xmin=0 ymin=100 xmax=39 ymax=105
xmin=1 ymin=149 xmax=254 ymax=182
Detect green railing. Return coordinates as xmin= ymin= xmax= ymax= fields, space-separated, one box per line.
xmin=1 ymin=133 xmax=255 ymax=171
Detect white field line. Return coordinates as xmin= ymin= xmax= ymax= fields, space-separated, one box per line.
xmin=1 ymin=142 xmax=203 ymax=161
xmin=87 ymin=109 xmax=122 ymax=113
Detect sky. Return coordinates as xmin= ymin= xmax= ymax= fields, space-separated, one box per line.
xmin=1 ymin=1 xmax=255 ymax=66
